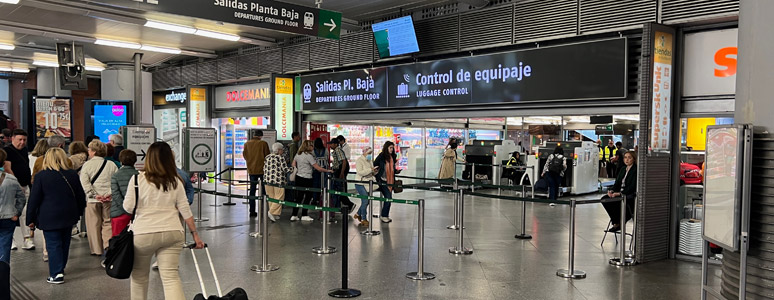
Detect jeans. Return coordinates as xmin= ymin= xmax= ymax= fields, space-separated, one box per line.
xmin=377 ymin=184 xmax=392 ymax=217
xmin=355 ymin=184 xmax=369 ymax=217
xmin=43 ymin=228 xmax=72 ymax=278
xmin=248 ymin=174 xmax=264 ymax=214
xmin=0 ymin=220 xmax=15 ymax=264
xmin=545 ymin=172 xmax=562 ymax=201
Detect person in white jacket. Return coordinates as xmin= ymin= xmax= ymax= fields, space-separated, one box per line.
xmin=353 ymin=147 xmax=377 ymax=227
xmin=79 ymin=140 xmax=118 ymax=259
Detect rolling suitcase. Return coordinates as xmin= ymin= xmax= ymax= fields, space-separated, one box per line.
xmin=190 ymin=245 xmax=248 ymax=300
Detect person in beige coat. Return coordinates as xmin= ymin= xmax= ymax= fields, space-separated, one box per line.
xmin=79 ymin=140 xmax=118 ymax=258
xmin=438 ymin=142 xmax=462 ymax=179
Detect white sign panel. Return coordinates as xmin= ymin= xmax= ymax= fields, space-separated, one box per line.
xmin=184 ymin=127 xmax=217 ymax=173
xmin=214 ymin=82 xmax=270 ymax=110
xmin=123 ymin=125 xmax=157 ymax=170
xmin=683 ymin=28 xmax=738 ymax=97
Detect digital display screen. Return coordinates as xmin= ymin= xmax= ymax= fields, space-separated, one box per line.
xmin=94 ymin=105 xmax=128 ymax=142
xmin=372 ymin=16 xmax=420 ymax=58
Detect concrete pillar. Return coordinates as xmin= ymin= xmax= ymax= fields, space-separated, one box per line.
xmin=101 ymin=67 xmax=152 ymax=125
xmin=36 ymin=68 xmax=72 ymax=97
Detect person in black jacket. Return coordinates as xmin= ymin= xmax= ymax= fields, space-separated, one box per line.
xmin=26 ymin=148 xmax=86 ymax=284
xmin=373 ymin=141 xmax=400 ymax=223
xmin=601 ymin=151 xmax=637 ymax=233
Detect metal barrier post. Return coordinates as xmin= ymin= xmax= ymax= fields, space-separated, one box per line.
xmin=195 ymin=179 xmax=209 ymax=222
xmin=557 ymin=199 xmax=586 ymax=279
xmin=449 ymin=189 xmax=472 ymax=255
xmin=361 ymin=181 xmax=380 ymax=236
xmin=249 ymin=179 xmax=266 ymax=238
xmin=211 ymin=173 xmax=222 ymax=207
xmin=471 ymin=163 xmax=476 ymax=193
xmin=609 ymin=196 xmax=636 ymax=266
xmin=251 ymin=190 xmax=279 ymax=272
xmin=447 ymin=178 xmax=461 ymax=230
xmin=515 ymin=185 xmax=532 ymax=240
xmin=313 ymin=175 xmax=337 ymax=254
xmin=223 ymin=170 xmax=236 ymax=206
xmin=407 ymin=199 xmax=435 ymax=280
xmin=328 ymin=202 xmax=361 ymax=298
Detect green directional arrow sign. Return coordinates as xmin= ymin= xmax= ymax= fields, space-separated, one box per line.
xmin=317 ymin=9 xmax=342 ymax=39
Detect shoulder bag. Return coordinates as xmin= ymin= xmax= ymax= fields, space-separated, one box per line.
xmin=104 ymin=175 xmax=139 ymax=279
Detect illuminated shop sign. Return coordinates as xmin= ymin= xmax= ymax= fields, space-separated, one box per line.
xmin=215 ymin=82 xmax=271 ymax=110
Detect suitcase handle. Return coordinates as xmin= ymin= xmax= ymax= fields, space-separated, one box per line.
xmin=190 ymin=245 xmax=223 ymax=297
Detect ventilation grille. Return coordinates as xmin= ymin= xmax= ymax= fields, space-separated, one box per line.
xmin=419 ymin=3 xmax=459 ymax=20
xmin=181 ymin=64 xmax=197 ymax=86
xmin=460 ymin=5 xmax=512 ymax=50
xmin=197 ymin=60 xmax=217 ymax=84
xmin=237 ymin=53 xmax=260 ymax=78
xmin=340 ymin=32 xmax=373 ymax=66
xmin=662 ymin=0 xmax=740 ymax=23
xmin=627 ymin=36 xmax=644 ymax=99
xmin=514 ymin=0 xmax=577 ymax=43
xmin=217 ymin=57 xmax=237 ymax=81
xmin=283 ymin=44 xmax=310 ymax=73
xmin=152 ymin=67 xmax=181 ymax=90
xmin=259 ymin=48 xmax=282 ymax=76
xmin=580 ymin=0 xmax=655 ymax=34
xmin=310 ymin=39 xmax=340 ymax=70
xmin=415 ymin=15 xmax=459 ymax=54
xmin=635 ymin=155 xmax=672 ymax=263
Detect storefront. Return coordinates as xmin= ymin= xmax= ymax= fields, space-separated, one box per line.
xmin=672 ymin=26 xmax=738 ymax=260
xmin=152 ymin=89 xmax=187 ymax=167
xmin=212 ymin=81 xmax=271 ymax=181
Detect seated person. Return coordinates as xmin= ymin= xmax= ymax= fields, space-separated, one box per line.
xmin=503 ymin=152 xmax=528 ymax=184
xmin=601 ymin=151 xmax=637 ymax=233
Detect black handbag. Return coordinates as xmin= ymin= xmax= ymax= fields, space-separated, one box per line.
xmin=104 ymin=175 xmax=139 ymax=279
xmin=393 ymin=180 xmax=404 ymax=193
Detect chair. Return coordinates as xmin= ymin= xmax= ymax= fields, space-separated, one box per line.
xmin=600 ymin=196 xmax=636 ymax=252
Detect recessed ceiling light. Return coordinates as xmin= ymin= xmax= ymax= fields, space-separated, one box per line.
xmin=145 ymin=20 xmax=197 ymax=34
xmin=33 ymin=60 xmax=60 ymax=67
xmin=0 ymin=43 xmax=14 ymax=50
xmin=85 ymin=65 xmax=105 ymax=72
xmin=194 ymin=29 xmax=240 ymax=41
xmin=140 ymin=45 xmax=182 ymax=54
xmin=11 ymin=67 xmax=29 ymax=73
xmin=0 ymin=0 xmax=20 ymax=4
xmin=95 ymin=39 xmax=141 ymax=50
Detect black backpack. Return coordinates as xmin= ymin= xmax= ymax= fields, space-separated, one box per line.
xmin=548 ymin=155 xmax=564 ymax=174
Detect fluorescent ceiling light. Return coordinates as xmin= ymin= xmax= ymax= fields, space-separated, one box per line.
xmin=0 ymin=67 xmax=11 ymax=72
xmin=194 ymin=29 xmax=240 ymax=41
xmin=0 ymin=43 xmax=14 ymax=50
xmin=33 ymin=60 xmax=60 ymax=67
xmin=140 ymin=45 xmax=182 ymax=54
xmin=95 ymin=39 xmax=141 ymax=49
xmin=85 ymin=65 xmax=105 ymax=72
xmin=11 ymin=67 xmax=29 ymax=73
xmin=145 ymin=20 xmax=196 ymax=34
xmin=0 ymin=0 xmax=20 ymax=4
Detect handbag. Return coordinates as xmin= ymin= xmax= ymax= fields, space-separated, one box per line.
xmin=393 ymin=179 xmax=404 ymax=193
xmin=104 ymin=175 xmax=139 ymax=279
xmin=289 ymin=166 xmax=298 ymax=182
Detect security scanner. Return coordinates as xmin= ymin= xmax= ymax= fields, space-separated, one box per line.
xmin=526 ymin=141 xmax=598 ymax=195
xmin=462 ymin=140 xmax=517 ymax=185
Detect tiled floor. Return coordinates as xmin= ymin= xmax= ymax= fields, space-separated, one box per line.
xmin=8 ymin=185 xmax=719 ymax=299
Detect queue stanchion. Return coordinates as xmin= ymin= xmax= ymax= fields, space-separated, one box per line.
xmin=609 ymin=196 xmax=636 ymax=266
xmin=249 ymin=179 xmax=266 ymax=238
xmin=447 ymin=178 xmax=461 ymax=230
xmin=471 ymin=163 xmax=476 ymax=193
xmin=313 ymin=175 xmax=337 ymax=254
xmin=328 ymin=202 xmax=361 ymax=298
xmin=251 ymin=191 xmax=279 ymax=273
xmin=242 ymin=169 xmax=250 ymax=205
xmin=449 ymin=188 xmax=472 ymax=255
xmin=210 ymin=173 xmax=221 ymax=207
xmin=514 ymin=185 xmax=532 ymax=240
xmin=195 ymin=179 xmax=209 ymax=222
xmin=361 ymin=180 xmax=380 ymax=236
xmin=407 ymin=199 xmax=435 ymax=280
xmin=223 ymin=169 xmax=236 ymax=206
xmin=557 ymin=198 xmax=586 ymax=279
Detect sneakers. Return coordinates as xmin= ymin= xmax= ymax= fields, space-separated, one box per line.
xmin=353 ymin=214 xmax=361 ymax=222
xmin=380 ymin=217 xmax=392 ymax=223
xmin=267 ymin=212 xmax=276 ymax=222
xmin=100 ymin=260 xmax=106 ymax=268
xmin=152 ymin=261 xmax=159 ymax=270
xmin=22 ymin=238 xmax=35 ymax=250
xmin=46 ymin=274 xmax=64 ymax=284
xmin=290 ymin=216 xmax=299 ymax=222
xmin=300 ymin=216 xmax=314 ymax=222
xmin=360 ymin=220 xmax=369 ymax=227
xmin=11 ymin=239 xmax=17 ymax=250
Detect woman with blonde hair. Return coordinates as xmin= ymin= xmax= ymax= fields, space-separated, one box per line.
xmin=124 ymin=142 xmax=204 ymax=300
xmin=29 ymin=139 xmax=49 ymax=172
xmin=68 ymin=141 xmax=89 ymax=171
xmin=291 ymin=140 xmax=332 ymax=221
xmin=27 ymin=148 xmax=86 ymax=284
xmin=80 ymin=140 xmax=118 ymax=259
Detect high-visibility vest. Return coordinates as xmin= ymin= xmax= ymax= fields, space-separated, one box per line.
xmin=599 ymin=146 xmax=614 ymax=161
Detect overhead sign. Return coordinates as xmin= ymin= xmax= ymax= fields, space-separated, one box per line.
xmin=153 ymin=89 xmax=187 ymax=106
xmin=184 ymin=127 xmax=217 ymax=173
xmin=682 ymin=28 xmax=738 ymax=97
xmin=122 ymin=125 xmax=157 ymax=171
xmin=98 ymin=0 xmax=342 ymax=39
xmin=301 ymin=38 xmax=628 ymax=110
xmin=272 ymin=75 xmax=294 ymax=140
xmin=214 ymin=82 xmax=270 ymax=110
xmin=650 ymin=28 xmax=675 ymax=152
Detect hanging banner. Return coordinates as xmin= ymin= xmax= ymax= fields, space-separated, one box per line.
xmin=187 ymin=86 xmax=208 ymax=127
xmin=271 ymin=75 xmax=295 ymax=140
xmin=650 ymin=28 xmax=675 ymax=152
xmin=34 ymin=97 xmax=72 ymax=139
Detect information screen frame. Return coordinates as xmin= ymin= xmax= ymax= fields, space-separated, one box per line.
xmin=372 ymin=16 xmax=420 ymax=58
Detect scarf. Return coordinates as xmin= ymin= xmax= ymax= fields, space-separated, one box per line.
xmin=385 ymin=156 xmax=395 ymax=191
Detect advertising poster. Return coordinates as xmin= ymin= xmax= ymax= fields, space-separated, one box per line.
xmin=273 ymin=76 xmax=294 ymax=140
xmin=650 ymin=30 xmax=674 ymax=151
xmin=93 ymin=105 xmax=128 ymax=142
xmin=35 ymin=97 xmax=72 ymax=139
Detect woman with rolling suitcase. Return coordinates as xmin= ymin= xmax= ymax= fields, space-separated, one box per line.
xmin=123 ymin=142 xmax=204 ymax=300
